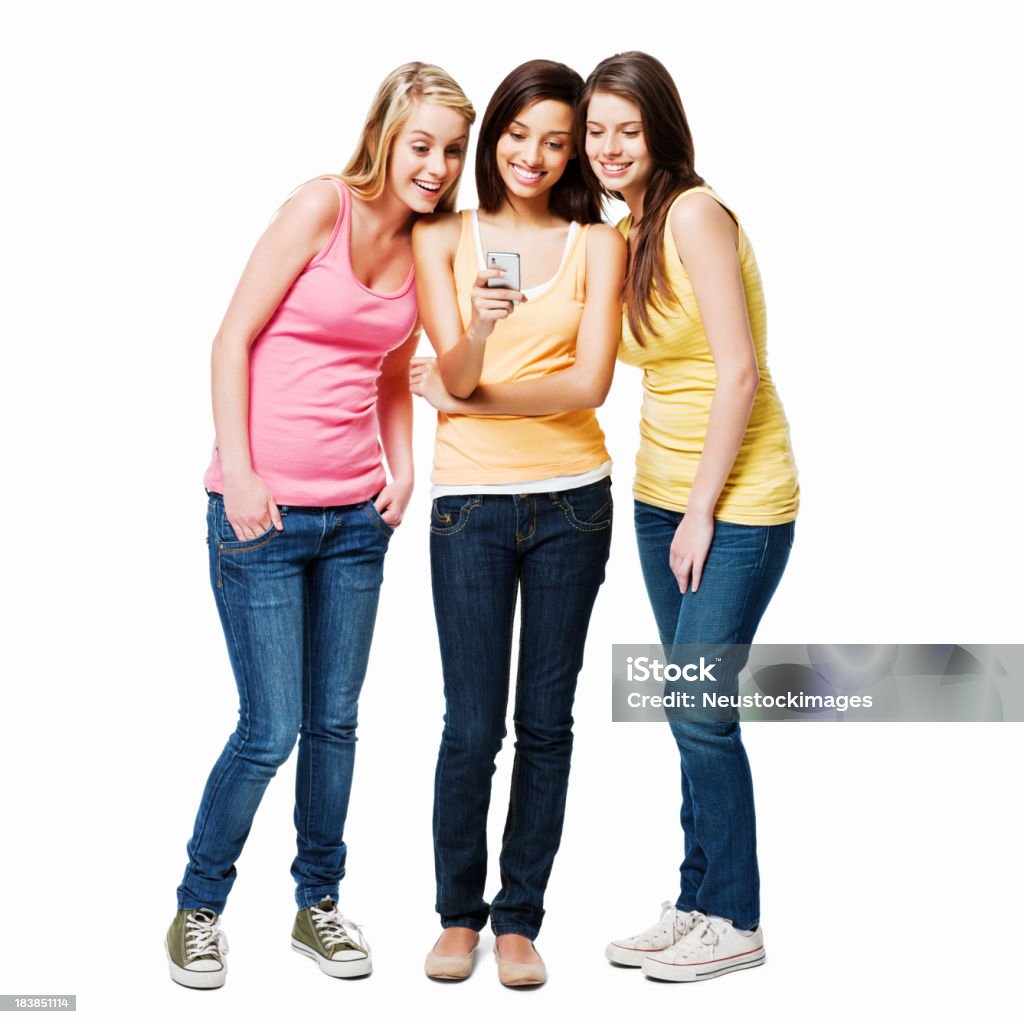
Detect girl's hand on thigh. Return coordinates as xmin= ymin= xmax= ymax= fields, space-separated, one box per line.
xmin=375 ymin=477 xmax=413 ymax=528
xmin=670 ymin=513 xmax=714 ymax=593
xmin=222 ymin=472 xmax=283 ymax=540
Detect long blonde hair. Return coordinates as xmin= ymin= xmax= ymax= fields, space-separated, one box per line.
xmin=342 ymin=62 xmax=476 ymax=214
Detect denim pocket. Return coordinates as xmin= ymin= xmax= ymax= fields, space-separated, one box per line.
xmin=558 ymin=479 xmax=613 ymax=532
xmin=214 ymin=499 xmax=281 ymax=551
xmin=430 ymin=495 xmax=480 ymax=537
xmin=217 ymin=522 xmax=280 ymax=551
xmin=363 ymin=499 xmax=395 ymax=539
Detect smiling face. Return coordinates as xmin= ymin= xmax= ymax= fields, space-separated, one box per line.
xmin=584 ymin=91 xmax=652 ymax=200
xmin=385 ymin=100 xmax=470 ymax=214
xmin=494 ymin=98 xmax=575 ymax=203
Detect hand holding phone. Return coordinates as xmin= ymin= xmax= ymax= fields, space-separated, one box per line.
xmin=468 ymin=256 xmax=525 ymax=342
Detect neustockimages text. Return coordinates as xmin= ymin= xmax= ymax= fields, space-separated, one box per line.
xmin=624 ymin=657 xmax=874 ymax=711
xmin=626 ymin=691 xmax=874 ymax=711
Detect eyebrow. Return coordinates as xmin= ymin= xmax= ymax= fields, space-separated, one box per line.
xmin=409 ymin=130 xmax=469 ymax=143
xmin=585 ymin=119 xmax=643 ymax=128
xmin=510 ymin=119 xmax=571 ymax=136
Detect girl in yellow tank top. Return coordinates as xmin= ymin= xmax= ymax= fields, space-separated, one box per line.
xmin=580 ymin=51 xmax=798 ymax=984
xmin=410 ymin=60 xmax=626 ymax=985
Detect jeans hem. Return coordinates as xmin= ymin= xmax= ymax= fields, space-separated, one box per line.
xmin=439 ymin=917 xmax=486 ymax=932
xmin=675 ymin=901 xmax=758 ymax=932
xmin=491 ymin=923 xmax=540 ymax=941
xmin=178 ymin=900 xmax=227 ymax=915
xmin=297 ymin=890 xmax=340 ymax=911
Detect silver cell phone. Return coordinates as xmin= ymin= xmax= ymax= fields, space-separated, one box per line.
xmin=486 ymin=251 xmax=521 ymax=293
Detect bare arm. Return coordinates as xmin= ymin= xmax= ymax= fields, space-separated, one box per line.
xmin=667 ymin=193 xmax=760 ymax=592
xmin=210 ymin=179 xmax=339 ymax=539
xmin=373 ymin=325 xmax=420 ymax=527
xmin=413 ymin=215 xmax=523 ymax=398
xmin=410 ymin=225 xmax=626 ymax=415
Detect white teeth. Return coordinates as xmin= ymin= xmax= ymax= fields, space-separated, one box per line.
xmin=602 ymin=163 xmax=630 ymax=172
xmin=414 ymin=179 xmax=442 ymax=192
xmin=511 ymin=163 xmax=543 ymax=182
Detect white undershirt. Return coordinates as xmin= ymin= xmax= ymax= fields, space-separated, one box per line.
xmin=431 ymin=460 xmax=612 ymax=499
xmin=471 ymin=210 xmax=580 ymax=299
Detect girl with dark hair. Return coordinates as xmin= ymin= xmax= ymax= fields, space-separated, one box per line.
xmin=410 ymin=59 xmax=625 ymax=986
xmin=580 ymin=51 xmax=799 ymax=983
xmin=166 ymin=63 xmax=474 ymax=989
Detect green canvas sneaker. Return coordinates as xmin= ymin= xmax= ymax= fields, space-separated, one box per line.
xmin=165 ymin=908 xmax=228 ymax=989
xmin=291 ymin=898 xmax=371 ymax=978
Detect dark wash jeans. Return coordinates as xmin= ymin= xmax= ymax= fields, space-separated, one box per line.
xmin=176 ymin=492 xmax=391 ymax=914
xmin=634 ymin=500 xmax=794 ymax=932
xmin=430 ymin=480 xmax=613 ymax=939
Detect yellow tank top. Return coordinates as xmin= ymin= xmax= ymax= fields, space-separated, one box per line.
xmin=617 ymin=186 xmax=799 ymax=525
xmin=431 ymin=211 xmax=610 ymax=484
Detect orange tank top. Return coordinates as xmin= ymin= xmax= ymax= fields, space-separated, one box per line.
xmin=431 ymin=211 xmax=610 ymax=485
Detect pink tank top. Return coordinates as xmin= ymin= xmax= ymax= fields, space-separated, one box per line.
xmin=204 ymin=179 xmax=418 ymax=505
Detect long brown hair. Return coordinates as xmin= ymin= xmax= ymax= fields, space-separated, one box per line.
xmin=477 ymin=60 xmax=602 ymax=224
xmin=578 ymin=52 xmax=705 ymax=339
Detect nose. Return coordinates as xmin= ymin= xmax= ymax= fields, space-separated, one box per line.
xmin=602 ymin=134 xmax=622 ymax=158
xmin=427 ymin=148 xmax=447 ymax=179
xmin=522 ymin=140 xmax=543 ymax=167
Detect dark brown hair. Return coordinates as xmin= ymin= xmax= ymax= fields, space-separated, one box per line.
xmin=578 ymin=51 xmax=705 ymax=339
xmin=477 ymin=60 xmax=602 ymax=224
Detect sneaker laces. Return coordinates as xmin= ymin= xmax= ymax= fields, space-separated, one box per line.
xmin=185 ymin=909 xmax=228 ymax=961
xmin=312 ymin=903 xmax=369 ymax=954
xmin=685 ymin=914 xmax=725 ymax=950
xmin=657 ymin=901 xmax=700 ymax=944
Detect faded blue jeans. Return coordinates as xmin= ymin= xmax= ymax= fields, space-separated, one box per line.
xmin=634 ymin=500 xmax=794 ymax=932
xmin=430 ymin=481 xmax=613 ymax=939
xmin=176 ymin=492 xmax=392 ymax=913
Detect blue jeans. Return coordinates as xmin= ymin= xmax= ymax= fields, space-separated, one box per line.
xmin=176 ymin=492 xmax=392 ymax=913
xmin=634 ymin=500 xmax=794 ymax=932
xmin=430 ymin=480 xmax=613 ymax=939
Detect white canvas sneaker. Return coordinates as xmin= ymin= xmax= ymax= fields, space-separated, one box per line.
xmin=605 ymin=902 xmax=702 ymax=967
xmin=642 ymin=914 xmax=765 ymax=982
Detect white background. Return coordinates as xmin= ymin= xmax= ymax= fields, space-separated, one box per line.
xmin=1 ymin=1 xmax=1021 ymax=1020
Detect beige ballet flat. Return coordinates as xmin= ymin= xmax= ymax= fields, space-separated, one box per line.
xmin=493 ymin=943 xmax=547 ymax=987
xmin=424 ymin=935 xmax=479 ymax=980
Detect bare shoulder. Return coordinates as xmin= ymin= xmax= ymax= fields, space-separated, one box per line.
xmin=271 ymin=177 xmax=341 ymax=234
xmin=669 ymin=191 xmax=738 ymax=254
xmin=413 ymin=211 xmax=461 ymax=240
xmin=586 ymin=221 xmax=627 ymax=258
xmin=412 ymin=211 xmax=462 ymax=256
